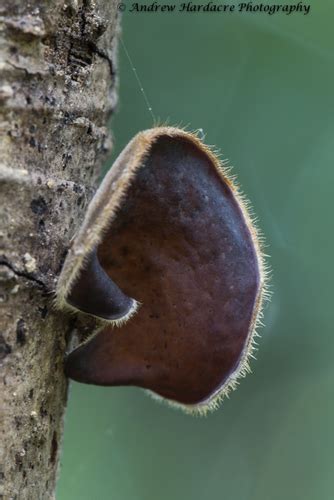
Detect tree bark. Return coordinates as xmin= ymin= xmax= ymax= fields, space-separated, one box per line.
xmin=0 ymin=1 xmax=119 ymax=498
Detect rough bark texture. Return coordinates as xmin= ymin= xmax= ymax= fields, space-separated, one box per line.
xmin=0 ymin=1 xmax=119 ymax=498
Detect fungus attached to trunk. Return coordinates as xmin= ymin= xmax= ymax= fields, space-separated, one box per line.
xmin=57 ymin=127 xmax=267 ymax=414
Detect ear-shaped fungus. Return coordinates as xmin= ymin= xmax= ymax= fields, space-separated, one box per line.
xmin=57 ymin=127 xmax=267 ymax=414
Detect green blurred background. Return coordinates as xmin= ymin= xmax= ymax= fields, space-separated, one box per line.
xmin=57 ymin=2 xmax=334 ymax=499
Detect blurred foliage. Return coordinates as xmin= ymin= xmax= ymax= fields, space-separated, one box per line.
xmin=58 ymin=2 xmax=334 ymax=499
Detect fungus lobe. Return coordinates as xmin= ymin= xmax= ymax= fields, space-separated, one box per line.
xmin=57 ymin=127 xmax=266 ymax=414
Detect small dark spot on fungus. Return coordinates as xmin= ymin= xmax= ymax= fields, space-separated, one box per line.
xmin=57 ymin=127 xmax=268 ymax=414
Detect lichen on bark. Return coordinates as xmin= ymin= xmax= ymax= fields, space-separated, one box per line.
xmin=0 ymin=1 xmax=119 ymax=497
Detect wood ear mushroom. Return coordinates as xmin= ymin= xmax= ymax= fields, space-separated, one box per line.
xmin=56 ymin=127 xmax=268 ymax=414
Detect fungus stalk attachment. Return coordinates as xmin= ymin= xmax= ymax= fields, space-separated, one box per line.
xmin=56 ymin=127 xmax=268 ymax=415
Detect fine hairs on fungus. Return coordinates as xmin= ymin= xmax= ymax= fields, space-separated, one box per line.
xmin=56 ymin=126 xmax=269 ymax=415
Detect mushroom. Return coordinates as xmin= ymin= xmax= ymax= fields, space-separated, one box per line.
xmin=56 ymin=127 xmax=267 ymax=414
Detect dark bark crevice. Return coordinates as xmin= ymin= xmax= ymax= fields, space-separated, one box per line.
xmin=0 ymin=259 xmax=49 ymax=292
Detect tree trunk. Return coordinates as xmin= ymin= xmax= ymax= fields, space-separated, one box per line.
xmin=0 ymin=1 xmax=119 ymax=498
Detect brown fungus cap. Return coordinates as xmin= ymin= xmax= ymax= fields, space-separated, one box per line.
xmin=57 ymin=127 xmax=266 ymax=414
